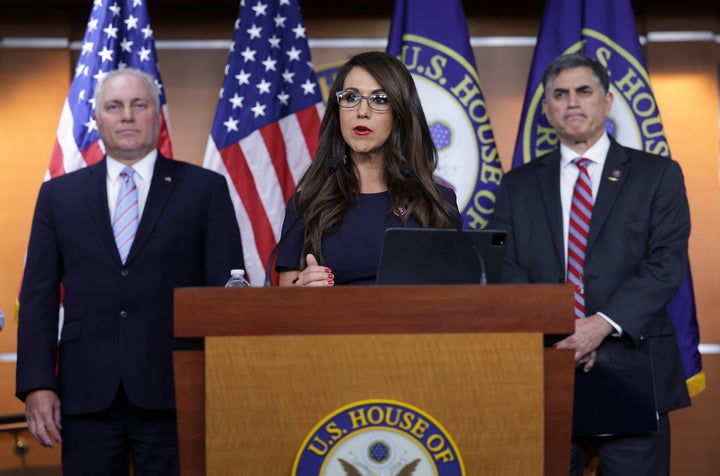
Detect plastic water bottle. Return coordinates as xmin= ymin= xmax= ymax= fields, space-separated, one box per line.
xmin=225 ymin=269 xmax=250 ymax=287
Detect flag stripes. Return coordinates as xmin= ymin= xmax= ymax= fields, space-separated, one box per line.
xmin=203 ymin=0 xmax=324 ymax=286
xmin=206 ymin=109 xmax=320 ymax=285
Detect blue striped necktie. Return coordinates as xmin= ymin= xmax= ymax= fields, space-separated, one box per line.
xmin=567 ymin=158 xmax=593 ymax=319
xmin=113 ymin=167 xmax=139 ymax=264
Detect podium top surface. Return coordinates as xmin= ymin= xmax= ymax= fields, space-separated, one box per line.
xmin=174 ymin=284 xmax=574 ymax=337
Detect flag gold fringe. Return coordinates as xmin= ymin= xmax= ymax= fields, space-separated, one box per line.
xmin=687 ymin=370 xmax=706 ymax=398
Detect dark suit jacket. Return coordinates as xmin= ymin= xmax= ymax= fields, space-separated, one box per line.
xmin=491 ymin=137 xmax=691 ymax=417
xmin=16 ymin=154 xmax=244 ymax=415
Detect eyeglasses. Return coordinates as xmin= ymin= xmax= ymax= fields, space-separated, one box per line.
xmin=336 ymin=90 xmax=391 ymax=112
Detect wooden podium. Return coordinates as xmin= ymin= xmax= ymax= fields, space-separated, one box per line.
xmin=173 ymin=284 xmax=575 ymax=475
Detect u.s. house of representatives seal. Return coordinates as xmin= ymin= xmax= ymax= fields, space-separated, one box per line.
xmin=396 ymin=37 xmax=501 ymax=230
xmin=292 ymin=399 xmax=465 ymax=476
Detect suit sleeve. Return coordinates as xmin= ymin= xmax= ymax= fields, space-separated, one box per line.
xmin=16 ymin=185 xmax=63 ymax=401
xmin=491 ymin=175 xmax=531 ymax=284
xmin=275 ymin=195 xmax=304 ymax=271
xmin=595 ymin=159 xmax=690 ymax=343
xmin=202 ymin=176 xmax=244 ymax=286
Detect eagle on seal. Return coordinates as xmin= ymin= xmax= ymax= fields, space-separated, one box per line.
xmin=339 ymin=458 xmax=421 ymax=476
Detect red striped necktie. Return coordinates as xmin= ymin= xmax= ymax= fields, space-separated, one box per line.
xmin=568 ymin=158 xmax=593 ymax=319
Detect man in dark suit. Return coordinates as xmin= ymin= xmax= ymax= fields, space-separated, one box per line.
xmin=16 ymin=68 xmax=244 ymax=474
xmin=491 ymin=53 xmax=690 ymax=475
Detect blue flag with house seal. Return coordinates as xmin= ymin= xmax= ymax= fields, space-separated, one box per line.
xmin=387 ymin=0 xmax=501 ymax=230
xmin=513 ymin=0 xmax=704 ymax=397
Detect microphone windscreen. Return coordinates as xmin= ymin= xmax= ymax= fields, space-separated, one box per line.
xmin=400 ymin=163 xmax=416 ymax=179
xmin=328 ymin=157 xmax=342 ymax=172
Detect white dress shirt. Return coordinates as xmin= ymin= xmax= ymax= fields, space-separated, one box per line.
xmin=106 ymin=150 xmax=157 ymax=221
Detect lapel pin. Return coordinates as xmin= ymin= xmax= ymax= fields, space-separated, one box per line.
xmin=164 ymin=176 xmax=172 ymax=182
xmin=607 ymin=169 xmax=622 ymax=182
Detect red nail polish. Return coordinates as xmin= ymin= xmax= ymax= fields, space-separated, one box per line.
xmin=328 ymin=280 xmax=334 ymax=285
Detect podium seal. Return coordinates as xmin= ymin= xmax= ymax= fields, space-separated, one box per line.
xmin=292 ymin=399 xmax=465 ymax=475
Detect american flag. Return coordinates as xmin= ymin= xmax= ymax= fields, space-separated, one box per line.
xmin=48 ymin=0 xmax=172 ymax=180
xmin=203 ymin=0 xmax=324 ymax=286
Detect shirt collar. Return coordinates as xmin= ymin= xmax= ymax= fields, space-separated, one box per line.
xmin=560 ymin=133 xmax=610 ymax=169
xmin=106 ymin=149 xmax=158 ymax=182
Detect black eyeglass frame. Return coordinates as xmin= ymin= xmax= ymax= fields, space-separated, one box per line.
xmin=335 ymin=90 xmax=391 ymax=112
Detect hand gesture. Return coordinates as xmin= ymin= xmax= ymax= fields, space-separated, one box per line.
xmin=294 ymin=254 xmax=334 ymax=286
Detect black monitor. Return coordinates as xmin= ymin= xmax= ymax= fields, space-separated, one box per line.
xmin=375 ymin=228 xmax=507 ymax=285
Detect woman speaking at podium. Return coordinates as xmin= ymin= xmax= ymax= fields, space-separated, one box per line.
xmin=276 ymin=51 xmax=460 ymax=286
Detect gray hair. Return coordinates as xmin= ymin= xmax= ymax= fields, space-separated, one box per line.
xmin=542 ymin=53 xmax=610 ymax=97
xmin=93 ymin=68 xmax=161 ymax=110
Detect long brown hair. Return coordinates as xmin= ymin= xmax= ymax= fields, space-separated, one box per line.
xmin=294 ymin=51 xmax=459 ymax=265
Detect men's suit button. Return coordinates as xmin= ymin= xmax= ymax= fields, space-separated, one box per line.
xmin=119 ymin=311 xmax=128 ymax=319
xmin=121 ymin=269 xmax=129 ymax=277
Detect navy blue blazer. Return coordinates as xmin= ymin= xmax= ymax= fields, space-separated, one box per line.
xmin=491 ymin=137 xmax=691 ymax=415
xmin=16 ymin=154 xmax=244 ymax=415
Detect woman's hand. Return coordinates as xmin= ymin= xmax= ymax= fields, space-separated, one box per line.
xmin=279 ymin=254 xmax=334 ymax=287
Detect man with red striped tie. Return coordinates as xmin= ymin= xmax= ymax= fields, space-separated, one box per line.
xmin=491 ymin=53 xmax=691 ymax=476
xmin=16 ymin=68 xmax=244 ymax=474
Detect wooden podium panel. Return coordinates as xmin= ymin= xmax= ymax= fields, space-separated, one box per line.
xmin=173 ymin=351 xmax=205 ymax=476
xmin=174 ymin=285 xmax=573 ymax=338
xmin=174 ymin=284 xmax=575 ymax=475
xmin=206 ymin=333 xmax=544 ymax=475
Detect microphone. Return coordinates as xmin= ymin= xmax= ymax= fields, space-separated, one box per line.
xmin=263 ymin=157 xmax=342 ymax=287
xmin=400 ymin=163 xmax=488 ymax=285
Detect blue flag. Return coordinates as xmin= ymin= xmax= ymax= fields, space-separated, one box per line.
xmin=512 ymin=0 xmax=704 ymax=396
xmin=387 ymin=0 xmax=501 ymax=230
